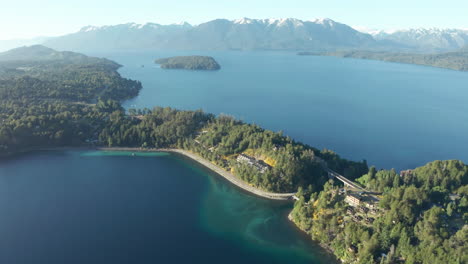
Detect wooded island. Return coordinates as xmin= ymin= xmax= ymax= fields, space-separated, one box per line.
xmin=155 ymin=56 xmax=221 ymax=70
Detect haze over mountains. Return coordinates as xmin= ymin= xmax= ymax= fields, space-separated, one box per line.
xmin=0 ymin=36 xmax=50 ymax=53
xmin=1 ymin=18 xmax=467 ymax=53
xmin=369 ymin=28 xmax=468 ymax=52
xmin=0 ymin=45 xmax=89 ymax=61
xmin=43 ymin=18 xmax=376 ymax=52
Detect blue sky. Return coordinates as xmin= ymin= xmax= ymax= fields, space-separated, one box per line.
xmin=1 ymin=0 xmax=467 ymax=40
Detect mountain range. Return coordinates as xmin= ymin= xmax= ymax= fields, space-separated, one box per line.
xmin=369 ymin=28 xmax=468 ymax=52
xmin=42 ymin=18 xmax=376 ymax=52
xmin=1 ymin=18 xmax=467 ymax=53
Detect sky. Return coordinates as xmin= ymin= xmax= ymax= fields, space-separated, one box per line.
xmin=1 ymin=0 xmax=467 ymax=40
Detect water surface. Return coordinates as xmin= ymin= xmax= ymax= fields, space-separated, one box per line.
xmin=94 ymin=51 xmax=468 ymax=170
xmin=0 ymin=151 xmax=334 ymax=264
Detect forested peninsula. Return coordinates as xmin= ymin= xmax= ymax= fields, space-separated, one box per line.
xmin=155 ymin=56 xmax=221 ymax=70
xmin=298 ymin=50 xmax=468 ymax=72
xmin=1 ymin=45 xmax=466 ymax=264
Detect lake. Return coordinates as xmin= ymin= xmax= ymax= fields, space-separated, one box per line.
xmin=3 ymin=51 xmax=467 ymax=264
xmin=93 ymin=50 xmax=468 ymax=171
xmin=0 ymin=151 xmax=335 ymax=264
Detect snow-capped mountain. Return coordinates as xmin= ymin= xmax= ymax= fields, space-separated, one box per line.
xmin=44 ymin=22 xmax=193 ymax=51
xmin=364 ymin=28 xmax=468 ymax=52
xmin=43 ymin=18 xmax=375 ymax=52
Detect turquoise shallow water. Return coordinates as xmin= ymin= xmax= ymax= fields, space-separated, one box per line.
xmin=0 ymin=151 xmax=336 ymax=264
xmin=92 ymin=50 xmax=468 ymax=170
xmin=81 ymin=151 xmax=170 ymax=157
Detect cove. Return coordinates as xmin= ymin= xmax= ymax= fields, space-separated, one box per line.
xmin=0 ymin=151 xmax=336 ymax=264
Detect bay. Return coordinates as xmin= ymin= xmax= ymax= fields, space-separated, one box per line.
xmin=0 ymin=151 xmax=335 ymax=264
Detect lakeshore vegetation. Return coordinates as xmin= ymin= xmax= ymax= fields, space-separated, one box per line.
xmin=291 ymin=161 xmax=467 ymax=264
xmin=0 ymin=45 xmax=466 ymax=264
xmin=298 ymin=50 xmax=468 ymax=72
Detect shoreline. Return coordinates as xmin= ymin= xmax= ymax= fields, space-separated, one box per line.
xmin=2 ymin=146 xmax=340 ymax=261
xmin=298 ymin=52 xmax=468 ymax=73
xmin=98 ymin=147 xmax=297 ymax=201
xmin=288 ymin=213 xmax=342 ymax=263
xmin=2 ymin=146 xmax=296 ymax=201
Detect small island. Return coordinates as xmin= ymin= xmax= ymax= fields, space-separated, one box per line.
xmin=155 ymin=56 xmax=221 ymax=71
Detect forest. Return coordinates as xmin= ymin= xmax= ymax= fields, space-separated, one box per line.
xmin=155 ymin=56 xmax=221 ymax=70
xmin=291 ymin=160 xmax=467 ymax=264
xmin=0 ymin=46 xmax=366 ymax=194
xmin=1 ymin=46 xmax=466 ymax=264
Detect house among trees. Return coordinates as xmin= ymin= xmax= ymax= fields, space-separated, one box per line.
xmin=345 ymin=192 xmax=378 ymax=209
xmin=345 ymin=193 xmax=362 ymax=207
xmin=237 ymin=154 xmax=271 ymax=173
xmin=400 ymin=169 xmax=413 ymax=177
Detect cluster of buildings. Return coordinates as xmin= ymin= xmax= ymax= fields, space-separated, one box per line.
xmin=344 ymin=192 xmax=378 ymax=209
xmin=343 ymin=191 xmax=379 ymax=224
xmin=344 ymin=193 xmax=362 ymax=207
xmin=347 ymin=207 xmax=376 ymax=223
xmin=237 ymin=154 xmax=271 ymax=173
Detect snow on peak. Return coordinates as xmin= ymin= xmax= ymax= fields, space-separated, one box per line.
xmin=80 ymin=25 xmax=100 ymax=32
xmin=144 ymin=23 xmax=161 ymax=29
xmin=172 ymin=21 xmax=184 ymax=25
xmin=313 ymin=18 xmax=334 ymax=25
xmin=352 ymin=26 xmax=400 ymax=35
xmin=233 ymin=18 xmax=305 ymax=27
xmin=128 ymin=23 xmax=145 ymax=29
xmin=358 ymin=27 xmax=468 ymax=36
xmin=171 ymin=21 xmax=191 ymax=27
xmin=234 ymin=17 xmax=255 ymax=25
xmin=277 ymin=18 xmax=303 ymax=27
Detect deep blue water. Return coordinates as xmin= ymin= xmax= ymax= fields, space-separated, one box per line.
xmin=2 ymin=51 xmax=466 ymax=264
xmin=0 ymin=151 xmax=335 ymax=264
xmin=93 ymin=51 xmax=468 ymax=170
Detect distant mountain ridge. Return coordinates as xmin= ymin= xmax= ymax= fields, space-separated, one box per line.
xmin=43 ymin=18 xmax=376 ymax=52
xmin=0 ymin=45 xmax=86 ymax=61
xmin=0 ymin=36 xmax=50 ymax=53
xmin=366 ymin=28 xmax=468 ymax=52
xmin=2 ymin=18 xmax=466 ymax=53
xmin=0 ymin=45 xmax=119 ymax=69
